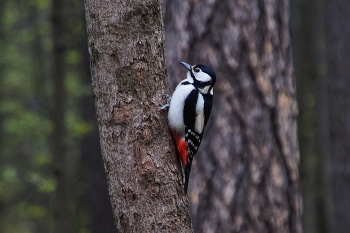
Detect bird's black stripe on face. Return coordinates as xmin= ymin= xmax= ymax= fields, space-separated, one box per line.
xmin=181 ymin=81 xmax=191 ymax=85
xmin=189 ymin=69 xmax=196 ymax=80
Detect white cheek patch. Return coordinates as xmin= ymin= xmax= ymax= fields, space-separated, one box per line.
xmin=195 ymin=94 xmax=205 ymax=134
xmin=199 ymin=85 xmax=210 ymax=94
xmin=194 ymin=72 xmax=211 ymax=82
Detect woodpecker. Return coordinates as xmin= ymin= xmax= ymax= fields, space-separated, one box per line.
xmin=163 ymin=61 xmax=216 ymax=194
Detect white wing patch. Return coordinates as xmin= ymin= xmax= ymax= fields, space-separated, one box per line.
xmin=195 ymin=94 xmax=205 ymax=134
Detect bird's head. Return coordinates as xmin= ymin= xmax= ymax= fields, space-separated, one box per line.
xmin=179 ymin=61 xmax=216 ymax=94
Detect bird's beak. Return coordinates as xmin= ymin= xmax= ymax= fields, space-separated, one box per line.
xmin=179 ymin=61 xmax=191 ymax=71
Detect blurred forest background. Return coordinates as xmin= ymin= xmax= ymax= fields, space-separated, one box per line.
xmin=0 ymin=0 xmax=349 ymax=233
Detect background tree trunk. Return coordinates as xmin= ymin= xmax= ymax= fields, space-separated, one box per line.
xmin=52 ymin=0 xmax=72 ymax=232
xmin=325 ymin=0 xmax=350 ymax=232
xmin=0 ymin=0 xmax=4 ymax=152
xmin=163 ymin=0 xmax=302 ymax=232
xmin=84 ymin=0 xmax=193 ymax=232
xmin=290 ymin=0 xmax=332 ymax=232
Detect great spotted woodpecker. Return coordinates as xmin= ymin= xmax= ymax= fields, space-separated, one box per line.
xmin=162 ymin=61 xmax=216 ymax=194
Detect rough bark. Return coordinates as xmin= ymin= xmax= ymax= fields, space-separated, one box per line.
xmin=164 ymin=0 xmax=302 ymax=232
xmin=84 ymin=0 xmax=193 ymax=232
xmin=325 ymin=0 xmax=350 ymax=232
xmin=79 ymin=20 xmax=116 ymax=232
xmin=52 ymin=0 xmax=72 ymax=232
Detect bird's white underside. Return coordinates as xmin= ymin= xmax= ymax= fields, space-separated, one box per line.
xmin=168 ymin=80 xmax=194 ymax=135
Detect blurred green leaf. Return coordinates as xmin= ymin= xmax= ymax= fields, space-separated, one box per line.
xmin=2 ymin=167 xmax=18 ymax=183
xmin=3 ymin=2 xmax=20 ymax=26
xmin=66 ymin=50 xmax=82 ymax=64
xmin=19 ymin=202 xmax=47 ymax=218
xmin=39 ymin=178 xmax=56 ymax=193
xmin=67 ymin=115 xmax=93 ymax=138
xmin=27 ymin=172 xmax=56 ymax=193
xmin=32 ymin=153 xmax=51 ymax=166
xmin=3 ymin=109 xmax=52 ymax=139
xmin=30 ymin=0 xmax=50 ymax=9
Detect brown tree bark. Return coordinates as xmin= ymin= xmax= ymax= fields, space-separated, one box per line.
xmin=164 ymin=0 xmax=302 ymax=232
xmin=84 ymin=0 xmax=193 ymax=232
xmin=79 ymin=18 xmax=116 ymax=232
xmin=325 ymin=0 xmax=350 ymax=232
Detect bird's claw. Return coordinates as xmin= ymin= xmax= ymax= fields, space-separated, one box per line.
xmin=159 ymin=104 xmax=170 ymax=110
xmin=163 ymin=94 xmax=172 ymax=103
xmin=159 ymin=94 xmax=172 ymax=110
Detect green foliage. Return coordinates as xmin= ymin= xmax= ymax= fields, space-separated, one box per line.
xmin=0 ymin=0 xmax=92 ymax=232
xmin=66 ymin=50 xmax=83 ymax=65
xmin=29 ymin=0 xmax=50 ymax=9
xmin=19 ymin=202 xmax=47 ymax=218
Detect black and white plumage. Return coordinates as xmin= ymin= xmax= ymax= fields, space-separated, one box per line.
xmin=167 ymin=61 xmax=216 ymax=194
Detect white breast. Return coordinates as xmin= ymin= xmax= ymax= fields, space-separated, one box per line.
xmin=168 ymin=82 xmax=195 ymax=135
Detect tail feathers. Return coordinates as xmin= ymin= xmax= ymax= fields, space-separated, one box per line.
xmin=171 ymin=130 xmax=191 ymax=194
xmin=184 ymin=165 xmax=191 ymax=194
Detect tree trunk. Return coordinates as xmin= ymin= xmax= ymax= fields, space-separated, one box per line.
xmin=80 ymin=32 xmax=116 ymax=233
xmin=0 ymin=0 xmax=4 ymax=153
xmin=325 ymin=0 xmax=350 ymax=232
xmin=291 ymin=1 xmax=317 ymax=232
xmin=52 ymin=0 xmax=72 ymax=232
xmin=164 ymin=0 xmax=302 ymax=232
xmin=84 ymin=0 xmax=193 ymax=232
xmin=290 ymin=0 xmax=331 ymax=232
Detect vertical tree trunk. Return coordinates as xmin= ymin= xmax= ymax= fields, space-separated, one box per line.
xmin=52 ymin=0 xmax=71 ymax=232
xmin=290 ymin=0 xmax=332 ymax=232
xmin=0 ymin=0 xmax=4 ymax=152
xmin=325 ymin=0 xmax=350 ymax=232
xmin=79 ymin=29 xmax=116 ymax=232
xmin=84 ymin=0 xmax=193 ymax=232
xmin=164 ymin=0 xmax=302 ymax=232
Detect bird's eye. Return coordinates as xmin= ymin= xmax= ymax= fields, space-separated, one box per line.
xmin=194 ymin=67 xmax=200 ymax=73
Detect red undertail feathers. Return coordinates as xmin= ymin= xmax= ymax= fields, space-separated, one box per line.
xmin=171 ymin=130 xmax=188 ymax=167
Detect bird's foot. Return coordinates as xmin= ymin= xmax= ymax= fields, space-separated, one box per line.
xmin=159 ymin=94 xmax=171 ymax=110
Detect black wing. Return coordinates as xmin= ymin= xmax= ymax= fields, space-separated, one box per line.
xmin=203 ymin=93 xmax=213 ymax=126
xmin=183 ymin=90 xmax=213 ymax=193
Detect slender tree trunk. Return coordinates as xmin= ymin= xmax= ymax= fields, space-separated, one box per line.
xmin=52 ymin=0 xmax=72 ymax=232
xmin=325 ymin=0 xmax=350 ymax=232
xmin=84 ymin=0 xmax=193 ymax=232
xmin=290 ymin=0 xmax=332 ymax=232
xmin=0 ymin=0 xmax=4 ymax=153
xmin=164 ymin=0 xmax=302 ymax=232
